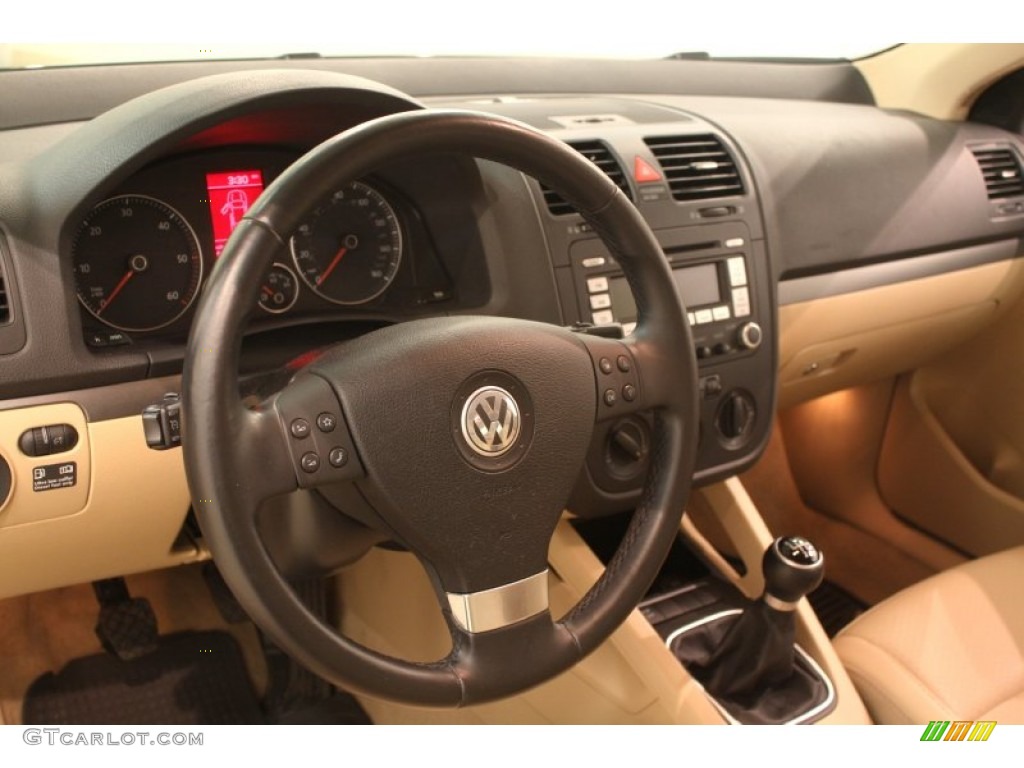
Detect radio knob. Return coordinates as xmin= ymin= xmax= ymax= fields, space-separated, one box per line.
xmin=737 ymin=321 xmax=763 ymax=350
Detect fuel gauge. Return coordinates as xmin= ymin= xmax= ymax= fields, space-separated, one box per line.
xmin=258 ymin=263 xmax=299 ymax=314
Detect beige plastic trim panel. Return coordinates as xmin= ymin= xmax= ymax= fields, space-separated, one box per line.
xmin=777 ymin=259 xmax=1024 ymax=408
xmin=0 ymin=412 xmax=200 ymax=600
xmin=339 ymin=487 xmax=872 ymax=723
xmin=857 ymin=44 xmax=1024 ymax=120
xmin=339 ymin=520 xmax=724 ymax=724
xmin=878 ymin=376 xmax=1024 ymax=557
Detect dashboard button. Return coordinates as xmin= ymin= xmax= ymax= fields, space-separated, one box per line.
xmin=581 ymin=256 xmax=607 ymax=269
xmin=586 ymin=276 xmax=609 ymax=293
xmin=589 ymin=293 xmax=611 ymax=310
xmin=316 ymin=412 xmax=337 ymax=433
xmin=712 ymin=306 xmax=731 ymax=322
xmin=727 ymin=256 xmax=748 ymax=287
xmin=732 ymin=287 xmax=751 ymax=317
xmin=592 ymin=310 xmax=614 ymax=325
xmin=694 ymin=309 xmax=713 ymax=325
xmin=290 ymin=418 xmax=311 ymax=439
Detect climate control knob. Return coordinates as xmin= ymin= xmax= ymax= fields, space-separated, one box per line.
xmin=737 ymin=321 xmax=763 ymax=350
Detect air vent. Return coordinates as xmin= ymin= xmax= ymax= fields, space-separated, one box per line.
xmin=0 ymin=262 xmax=9 ymax=325
xmin=971 ymin=146 xmax=1024 ymax=200
xmin=543 ymin=140 xmax=631 ymax=216
xmin=644 ymin=134 xmax=744 ymax=202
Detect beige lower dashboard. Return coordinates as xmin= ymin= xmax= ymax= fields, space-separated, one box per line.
xmin=0 ymin=403 xmax=199 ymax=600
xmin=777 ymin=257 xmax=1024 ymax=408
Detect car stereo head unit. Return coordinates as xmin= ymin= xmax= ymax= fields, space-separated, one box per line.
xmin=572 ymin=225 xmax=762 ymax=363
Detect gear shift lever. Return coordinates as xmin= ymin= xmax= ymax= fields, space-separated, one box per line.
xmin=763 ymin=536 xmax=825 ymax=611
xmin=684 ymin=535 xmax=825 ymax=702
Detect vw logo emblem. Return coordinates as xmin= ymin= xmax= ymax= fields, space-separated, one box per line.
xmin=461 ymin=386 xmax=521 ymax=457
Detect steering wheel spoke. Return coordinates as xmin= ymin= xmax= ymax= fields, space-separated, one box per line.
xmin=269 ymin=372 xmax=365 ymax=491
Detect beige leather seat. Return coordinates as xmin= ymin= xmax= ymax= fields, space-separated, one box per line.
xmin=834 ymin=546 xmax=1024 ymax=724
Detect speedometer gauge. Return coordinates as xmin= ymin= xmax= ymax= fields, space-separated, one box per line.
xmin=72 ymin=195 xmax=203 ymax=333
xmin=290 ymin=181 xmax=403 ymax=305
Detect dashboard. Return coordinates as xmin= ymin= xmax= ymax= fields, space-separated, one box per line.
xmin=0 ymin=59 xmax=1023 ymax=599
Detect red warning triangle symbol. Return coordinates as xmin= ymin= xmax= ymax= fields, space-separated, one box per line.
xmin=634 ymin=156 xmax=662 ymax=183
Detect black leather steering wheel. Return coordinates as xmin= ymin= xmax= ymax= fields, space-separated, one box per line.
xmin=182 ymin=109 xmax=699 ymax=707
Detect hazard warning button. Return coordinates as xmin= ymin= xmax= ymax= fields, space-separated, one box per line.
xmin=634 ymin=156 xmax=663 ymax=183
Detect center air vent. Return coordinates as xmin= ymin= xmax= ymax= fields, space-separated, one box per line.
xmin=542 ymin=140 xmax=631 ymax=216
xmin=644 ymin=134 xmax=744 ymax=202
xmin=971 ymin=146 xmax=1024 ymax=200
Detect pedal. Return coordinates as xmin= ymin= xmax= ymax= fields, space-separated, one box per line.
xmin=92 ymin=578 xmax=159 ymax=661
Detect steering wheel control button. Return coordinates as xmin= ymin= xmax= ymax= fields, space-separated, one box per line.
xmin=616 ymin=355 xmax=631 ymax=373
xmin=316 ymin=412 xmax=337 ymax=432
xmin=142 ymin=393 xmax=182 ymax=451
xmin=451 ymin=371 xmax=535 ymax=473
xmin=599 ymin=357 xmax=613 ymax=374
xmin=328 ymin=447 xmax=348 ymax=468
xmin=290 ymin=418 xmax=311 ymax=439
xmin=300 ymin=452 xmax=321 ymax=473
xmin=603 ymin=388 xmax=617 ymax=407
xmin=622 ymin=384 xmax=637 ymax=402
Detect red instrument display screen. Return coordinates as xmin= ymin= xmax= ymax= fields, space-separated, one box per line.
xmin=205 ymin=170 xmax=265 ymax=257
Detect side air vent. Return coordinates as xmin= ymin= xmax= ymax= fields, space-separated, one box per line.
xmin=971 ymin=146 xmax=1024 ymax=200
xmin=0 ymin=261 xmax=9 ymax=325
xmin=543 ymin=140 xmax=631 ymax=216
xmin=644 ymin=134 xmax=744 ymax=202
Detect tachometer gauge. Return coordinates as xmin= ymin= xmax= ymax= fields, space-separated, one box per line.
xmin=73 ymin=195 xmax=203 ymax=333
xmin=289 ymin=181 xmax=403 ymax=305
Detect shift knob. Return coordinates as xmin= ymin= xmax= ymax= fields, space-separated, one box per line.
xmin=762 ymin=536 xmax=824 ymax=609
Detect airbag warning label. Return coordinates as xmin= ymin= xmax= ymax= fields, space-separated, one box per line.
xmin=32 ymin=462 xmax=77 ymax=492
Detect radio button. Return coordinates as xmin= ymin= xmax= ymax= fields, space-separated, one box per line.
xmin=712 ymin=306 xmax=731 ymax=322
xmin=732 ymin=287 xmax=751 ymax=317
xmin=592 ymin=310 xmax=614 ymax=325
xmin=727 ymin=257 xmax=748 ymax=287
xmin=695 ymin=309 xmax=713 ymax=325
xmin=725 ymin=238 xmax=746 ymax=249
xmin=581 ymin=256 xmax=607 ymax=269
xmin=587 ymin=276 xmax=609 ymax=293
xmin=590 ymin=293 xmax=612 ymax=310
xmin=687 ymin=312 xmax=696 ymax=326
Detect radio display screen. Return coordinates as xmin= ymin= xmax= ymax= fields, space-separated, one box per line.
xmin=608 ymin=263 xmax=721 ymax=323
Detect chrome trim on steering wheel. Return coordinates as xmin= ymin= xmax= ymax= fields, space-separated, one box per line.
xmin=447 ymin=570 xmax=549 ymax=632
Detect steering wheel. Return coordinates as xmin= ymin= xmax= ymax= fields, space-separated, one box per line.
xmin=182 ymin=109 xmax=699 ymax=707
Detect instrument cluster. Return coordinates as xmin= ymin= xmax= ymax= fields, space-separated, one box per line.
xmin=71 ymin=147 xmax=455 ymax=346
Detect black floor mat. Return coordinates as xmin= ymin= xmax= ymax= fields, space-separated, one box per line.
xmin=23 ymin=630 xmax=265 ymax=725
xmin=808 ymin=581 xmax=866 ymax=637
